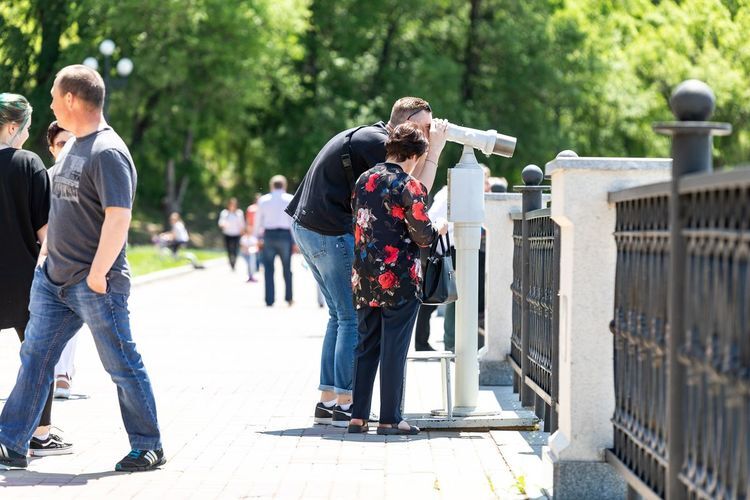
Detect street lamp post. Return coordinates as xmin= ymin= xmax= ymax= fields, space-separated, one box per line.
xmin=82 ymin=39 xmax=133 ymax=118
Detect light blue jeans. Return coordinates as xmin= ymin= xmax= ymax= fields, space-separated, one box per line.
xmin=0 ymin=265 xmax=162 ymax=454
xmin=292 ymin=221 xmax=357 ymax=395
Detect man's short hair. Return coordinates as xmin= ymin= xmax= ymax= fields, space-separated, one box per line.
xmin=55 ymin=65 xmax=106 ymax=110
xmin=46 ymin=121 xmax=67 ymax=147
xmin=385 ymin=122 xmax=428 ymax=162
xmin=389 ymin=97 xmax=431 ymax=126
xmin=270 ymin=174 xmax=287 ymax=190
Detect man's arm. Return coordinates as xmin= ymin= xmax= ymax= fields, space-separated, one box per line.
xmin=87 ymin=207 xmax=131 ymax=293
xmin=36 ymin=225 xmax=48 ymax=267
xmin=413 ymin=119 xmax=449 ymax=192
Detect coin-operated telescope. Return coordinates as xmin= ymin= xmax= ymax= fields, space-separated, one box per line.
xmin=444 ymin=122 xmax=516 ymax=158
xmin=444 ymin=121 xmax=515 ymax=415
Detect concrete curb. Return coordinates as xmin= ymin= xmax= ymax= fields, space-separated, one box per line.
xmin=131 ymin=257 xmax=225 ymax=288
xmin=407 ymin=412 xmax=538 ymax=431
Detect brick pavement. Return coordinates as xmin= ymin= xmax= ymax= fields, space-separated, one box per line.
xmin=0 ymin=257 xmax=551 ymax=499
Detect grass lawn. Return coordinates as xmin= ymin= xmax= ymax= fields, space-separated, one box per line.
xmin=128 ymin=245 xmax=224 ymax=277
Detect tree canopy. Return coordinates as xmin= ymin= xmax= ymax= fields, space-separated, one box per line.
xmin=2 ymin=0 xmax=748 ymax=225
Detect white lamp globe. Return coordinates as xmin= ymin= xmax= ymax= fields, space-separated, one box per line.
xmin=116 ymin=58 xmax=134 ymax=77
xmin=83 ymin=57 xmax=99 ymax=71
xmin=99 ymin=39 xmax=116 ymax=56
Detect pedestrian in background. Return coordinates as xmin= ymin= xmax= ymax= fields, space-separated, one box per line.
xmin=0 ymin=94 xmax=73 ymax=457
xmin=240 ymin=226 xmax=259 ymax=283
xmin=255 ymin=175 xmax=294 ymax=306
xmin=245 ymin=193 xmax=261 ymax=273
xmin=46 ymin=120 xmax=79 ymax=400
xmin=412 ymin=183 xmax=452 ymax=352
xmin=218 ymin=197 xmax=245 ymax=270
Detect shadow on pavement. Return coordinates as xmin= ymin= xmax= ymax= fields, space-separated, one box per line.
xmin=259 ymin=427 xmax=485 ymax=442
xmin=0 ymin=469 xmax=132 ymax=486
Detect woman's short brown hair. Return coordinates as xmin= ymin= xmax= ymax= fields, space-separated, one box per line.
xmin=385 ymin=122 xmax=429 ymax=162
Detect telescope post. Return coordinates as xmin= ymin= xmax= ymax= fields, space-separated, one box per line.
xmin=448 ymin=145 xmax=484 ymax=413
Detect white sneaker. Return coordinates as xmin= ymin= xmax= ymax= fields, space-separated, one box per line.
xmin=54 ymin=376 xmax=71 ymax=399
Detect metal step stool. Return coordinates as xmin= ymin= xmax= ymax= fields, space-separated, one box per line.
xmin=405 ymin=350 xmax=456 ymax=418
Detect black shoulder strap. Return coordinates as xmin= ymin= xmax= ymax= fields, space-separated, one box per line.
xmin=341 ymin=125 xmax=367 ymax=191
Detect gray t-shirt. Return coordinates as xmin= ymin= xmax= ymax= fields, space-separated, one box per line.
xmin=46 ymin=127 xmax=137 ymax=294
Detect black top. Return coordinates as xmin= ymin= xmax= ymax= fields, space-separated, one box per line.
xmin=0 ymin=148 xmax=50 ymax=328
xmin=285 ymin=121 xmax=388 ymax=236
xmin=351 ymin=163 xmax=437 ymax=309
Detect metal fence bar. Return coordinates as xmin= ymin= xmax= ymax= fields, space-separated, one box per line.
xmin=509 ymin=165 xmax=559 ymax=433
xmin=609 ymin=80 xmax=743 ymax=499
xmin=654 ymin=80 xmax=731 ymax=500
xmin=611 ymin=194 xmax=670 ymax=498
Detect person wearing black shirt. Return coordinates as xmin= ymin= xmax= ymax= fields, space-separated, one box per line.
xmin=287 ymin=97 xmax=448 ymax=427
xmin=0 ymin=93 xmax=73 ymax=457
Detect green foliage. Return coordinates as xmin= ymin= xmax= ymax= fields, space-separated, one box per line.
xmin=2 ymin=0 xmax=749 ymax=228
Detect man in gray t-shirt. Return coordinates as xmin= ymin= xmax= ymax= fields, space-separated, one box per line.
xmin=47 ymin=127 xmax=137 ymax=294
xmin=0 ymin=65 xmax=164 ymax=473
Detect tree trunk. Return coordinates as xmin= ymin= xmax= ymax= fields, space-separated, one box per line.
xmin=131 ymin=91 xmax=162 ymax=150
xmin=30 ymin=0 xmax=68 ymax=150
xmin=462 ymin=0 xmax=482 ymax=103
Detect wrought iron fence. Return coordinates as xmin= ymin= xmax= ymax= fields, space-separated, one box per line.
xmin=510 ymin=207 xmax=559 ymax=433
xmin=608 ymin=187 xmax=670 ymax=499
xmin=607 ymin=169 xmax=750 ymax=500
xmin=679 ymin=172 xmax=750 ymax=500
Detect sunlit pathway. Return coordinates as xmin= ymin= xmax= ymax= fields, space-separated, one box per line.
xmin=0 ymin=256 xmax=549 ymax=499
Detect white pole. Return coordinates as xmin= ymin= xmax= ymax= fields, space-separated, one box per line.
xmin=447 ymin=145 xmax=485 ymax=412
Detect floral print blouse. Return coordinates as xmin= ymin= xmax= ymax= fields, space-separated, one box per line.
xmin=351 ymin=162 xmax=438 ymax=309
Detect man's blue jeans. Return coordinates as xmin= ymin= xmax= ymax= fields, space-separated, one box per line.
xmin=0 ymin=266 xmax=161 ymax=454
xmin=292 ymin=222 xmax=357 ymax=396
xmin=261 ymin=229 xmax=293 ymax=306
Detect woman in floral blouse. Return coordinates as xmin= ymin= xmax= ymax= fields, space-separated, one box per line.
xmin=348 ymin=122 xmax=448 ymax=435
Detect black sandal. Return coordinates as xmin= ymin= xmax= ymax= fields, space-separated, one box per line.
xmin=376 ymin=422 xmax=420 ymax=435
xmin=347 ymin=422 xmax=369 ymax=433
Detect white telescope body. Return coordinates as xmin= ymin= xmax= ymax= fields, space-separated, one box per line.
xmin=444 ymin=122 xmax=516 ymax=158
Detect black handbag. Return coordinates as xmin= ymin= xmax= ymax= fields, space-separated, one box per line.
xmin=420 ymin=233 xmax=458 ymax=305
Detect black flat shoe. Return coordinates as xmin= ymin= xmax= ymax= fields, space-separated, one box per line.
xmin=415 ymin=344 xmax=436 ymax=351
xmin=347 ymin=422 xmax=369 ymax=433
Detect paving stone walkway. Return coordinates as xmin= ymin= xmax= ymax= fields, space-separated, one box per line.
xmin=0 ymin=257 xmax=551 ymax=499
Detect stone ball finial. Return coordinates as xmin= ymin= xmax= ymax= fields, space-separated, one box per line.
xmin=522 ymin=164 xmax=544 ymax=186
xmin=669 ymin=79 xmax=715 ymax=121
xmin=556 ymin=150 xmax=578 ymax=158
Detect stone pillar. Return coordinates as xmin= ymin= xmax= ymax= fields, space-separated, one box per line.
xmin=480 ymin=189 xmax=550 ymax=386
xmin=479 ymin=192 xmax=521 ymax=386
xmin=545 ymin=152 xmax=671 ymax=499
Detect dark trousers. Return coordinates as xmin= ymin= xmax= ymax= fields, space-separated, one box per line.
xmin=352 ymin=300 xmax=420 ymax=424
xmin=262 ymin=229 xmax=293 ymax=306
xmin=224 ymin=235 xmax=241 ymax=269
xmin=414 ymin=304 xmax=437 ymax=349
xmin=14 ymin=326 xmax=53 ymax=428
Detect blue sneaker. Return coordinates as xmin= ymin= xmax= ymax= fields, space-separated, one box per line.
xmin=0 ymin=443 xmax=27 ymax=470
xmin=115 ymin=449 xmax=165 ymax=472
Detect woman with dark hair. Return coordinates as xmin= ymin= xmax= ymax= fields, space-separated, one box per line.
xmin=348 ymin=121 xmax=448 ymax=435
xmin=218 ymin=197 xmax=245 ymax=270
xmin=0 ymin=93 xmax=72 ymax=455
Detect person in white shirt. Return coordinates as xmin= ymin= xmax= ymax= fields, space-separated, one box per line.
xmin=46 ymin=121 xmax=80 ymax=400
xmin=255 ymin=175 xmax=294 ymax=306
xmin=218 ymin=197 xmax=245 ymax=270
